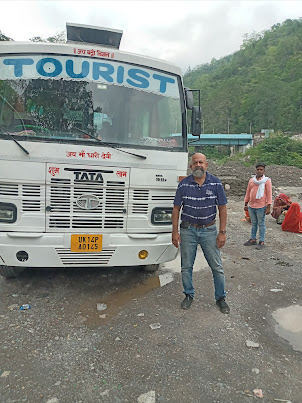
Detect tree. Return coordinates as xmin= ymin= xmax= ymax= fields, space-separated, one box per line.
xmin=29 ymin=31 xmax=66 ymax=43
xmin=0 ymin=30 xmax=12 ymax=41
xmin=184 ymin=19 xmax=302 ymax=134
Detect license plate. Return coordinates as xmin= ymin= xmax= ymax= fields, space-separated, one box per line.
xmin=71 ymin=234 xmax=103 ymax=252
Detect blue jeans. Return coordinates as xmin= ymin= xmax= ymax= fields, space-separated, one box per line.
xmin=248 ymin=206 xmax=266 ymax=242
xmin=180 ymin=224 xmax=226 ymax=301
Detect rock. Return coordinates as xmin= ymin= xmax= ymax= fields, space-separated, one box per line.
xmin=137 ymin=390 xmax=156 ymax=403
xmin=149 ymin=323 xmax=161 ymax=330
xmin=97 ymin=303 xmax=107 ymax=311
xmin=253 ymin=388 xmax=263 ymax=398
xmin=8 ymin=304 xmax=19 ymax=311
xmin=246 ymin=340 xmax=260 ymax=348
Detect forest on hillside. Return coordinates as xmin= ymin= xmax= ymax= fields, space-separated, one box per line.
xmin=184 ymin=19 xmax=302 ymax=134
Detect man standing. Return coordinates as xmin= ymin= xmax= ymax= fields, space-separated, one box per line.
xmin=172 ymin=153 xmax=230 ymax=314
xmin=244 ymin=163 xmax=272 ymax=249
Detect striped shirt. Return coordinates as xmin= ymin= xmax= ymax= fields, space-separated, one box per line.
xmin=174 ymin=173 xmax=227 ymax=225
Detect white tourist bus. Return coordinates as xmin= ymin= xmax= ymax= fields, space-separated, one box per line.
xmin=0 ymin=23 xmax=200 ymax=277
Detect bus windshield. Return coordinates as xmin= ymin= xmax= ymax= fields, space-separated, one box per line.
xmin=0 ymin=56 xmax=185 ymax=151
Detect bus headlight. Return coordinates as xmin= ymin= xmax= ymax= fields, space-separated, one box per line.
xmin=151 ymin=207 xmax=172 ymax=225
xmin=0 ymin=203 xmax=17 ymax=223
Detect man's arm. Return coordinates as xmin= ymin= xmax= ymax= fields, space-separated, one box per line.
xmin=172 ymin=205 xmax=181 ymax=248
xmin=217 ymin=204 xmax=227 ymax=248
xmin=244 ymin=181 xmax=251 ymax=211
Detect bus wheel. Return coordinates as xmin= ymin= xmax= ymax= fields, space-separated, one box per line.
xmin=0 ymin=266 xmax=25 ymax=278
xmin=142 ymin=264 xmax=160 ymax=273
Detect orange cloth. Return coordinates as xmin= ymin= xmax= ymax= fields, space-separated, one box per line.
xmin=245 ymin=211 xmax=251 ymax=223
xmin=281 ymin=202 xmax=302 ymax=233
xmin=244 ymin=176 xmax=273 ymax=208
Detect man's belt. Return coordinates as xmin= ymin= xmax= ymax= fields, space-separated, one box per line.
xmin=180 ymin=220 xmax=216 ymax=229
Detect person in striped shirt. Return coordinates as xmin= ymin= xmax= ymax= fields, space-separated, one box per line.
xmin=172 ymin=153 xmax=229 ymax=313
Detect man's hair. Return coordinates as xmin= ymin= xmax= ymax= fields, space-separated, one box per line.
xmin=255 ymin=162 xmax=266 ymax=168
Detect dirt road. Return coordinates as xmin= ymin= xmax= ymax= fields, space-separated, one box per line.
xmin=1 ymin=196 xmax=302 ymax=403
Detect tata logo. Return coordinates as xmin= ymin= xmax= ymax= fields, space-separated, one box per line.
xmin=76 ymin=194 xmax=100 ymax=210
xmin=74 ymin=171 xmax=103 ymax=182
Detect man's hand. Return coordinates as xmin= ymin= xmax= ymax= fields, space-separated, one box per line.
xmin=265 ymin=206 xmax=271 ymax=215
xmin=244 ymin=205 xmax=248 ymax=211
xmin=217 ymin=233 xmax=226 ymax=248
xmin=172 ymin=231 xmax=181 ymax=248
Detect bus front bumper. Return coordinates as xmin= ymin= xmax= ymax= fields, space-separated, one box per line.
xmin=0 ymin=232 xmax=178 ymax=268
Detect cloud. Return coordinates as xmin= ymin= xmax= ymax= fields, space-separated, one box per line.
xmin=0 ymin=0 xmax=301 ymax=72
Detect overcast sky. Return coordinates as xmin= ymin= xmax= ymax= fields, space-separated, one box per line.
xmin=0 ymin=1 xmax=301 ymax=72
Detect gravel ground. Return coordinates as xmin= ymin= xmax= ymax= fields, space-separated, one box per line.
xmin=1 ymin=197 xmax=302 ymax=403
xmin=1 ymin=161 xmax=302 ymax=403
xmin=207 ymin=161 xmax=302 ymax=197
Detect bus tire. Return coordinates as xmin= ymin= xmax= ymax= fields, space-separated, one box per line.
xmin=142 ymin=264 xmax=160 ymax=273
xmin=0 ymin=266 xmax=25 ymax=278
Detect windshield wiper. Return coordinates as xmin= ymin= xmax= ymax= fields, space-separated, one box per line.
xmin=0 ymin=126 xmax=29 ymax=155
xmin=75 ymin=127 xmax=147 ymax=160
xmin=0 ymin=94 xmax=26 ymax=131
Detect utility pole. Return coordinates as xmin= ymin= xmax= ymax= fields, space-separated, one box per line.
xmin=249 ymin=122 xmax=252 ymax=134
xmin=227 ymin=119 xmax=230 ymax=134
xmin=202 ymin=120 xmax=204 ymax=134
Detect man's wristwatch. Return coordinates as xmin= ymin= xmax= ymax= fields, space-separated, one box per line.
xmin=219 ymin=230 xmax=226 ymax=234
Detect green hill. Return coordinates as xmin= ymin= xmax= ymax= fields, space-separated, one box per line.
xmin=184 ymin=19 xmax=302 ymax=134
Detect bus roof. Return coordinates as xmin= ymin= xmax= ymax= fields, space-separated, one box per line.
xmin=0 ymin=41 xmax=183 ymax=76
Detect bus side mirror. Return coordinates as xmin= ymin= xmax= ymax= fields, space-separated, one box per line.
xmin=184 ymin=88 xmax=194 ymax=110
xmin=191 ymin=106 xmax=202 ymax=136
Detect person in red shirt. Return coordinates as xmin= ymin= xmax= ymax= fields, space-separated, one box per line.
xmin=243 ymin=163 xmax=272 ymax=249
xmin=281 ymin=202 xmax=302 ymax=233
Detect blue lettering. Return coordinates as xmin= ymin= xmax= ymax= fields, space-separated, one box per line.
xmin=117 ymin=66 xmax=124 ymax=84
xmin=127 ymin=69 xmax=150 ymax=89
xmin=3 ymin=58 xmax=34 ymax=77
xmin=36 ymin=58 xmax=62 ymax=77
xmin=66 ymin=60 xmax=89 ymax=78
xmin=153 ymin=74 xmax=175 ymax=94
xmin=93 ymin=62 xmax=114 ymax=82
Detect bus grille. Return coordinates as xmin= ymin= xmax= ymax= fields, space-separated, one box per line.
xmin=22 ymin=185 xmax=41 ymax=212
xmin=0 ymin=183 xmax=19 ymax=196
xmin=0 ymin=182 xmax=42 ymax=212
xmin=131 ymin=189 xmax=149 ymax=214
xmin=56 ymin=247 xmax=116 ymax=265
xmin=48 ymin=178 xmax=126 ymax=229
